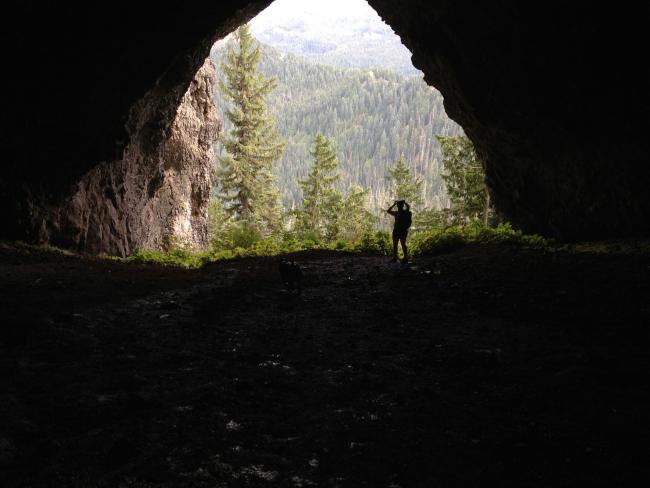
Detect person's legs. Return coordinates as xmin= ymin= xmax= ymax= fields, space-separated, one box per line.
xmin=399 ymin=235 xmax=408 ymax=263
xmin=392 ymin=231 xmax=399 ymax=262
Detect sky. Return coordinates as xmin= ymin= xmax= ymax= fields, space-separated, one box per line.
xmin=249 ymin=0 xmax=381 ymax=28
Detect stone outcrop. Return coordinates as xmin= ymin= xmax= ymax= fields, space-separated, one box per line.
xmin=1 ymin=2 xmax=270 ymax=255
xmin=29 ymin=59 xmax=220 ymax=256
xmin=1 ymin=1 xmax=649 ymax=249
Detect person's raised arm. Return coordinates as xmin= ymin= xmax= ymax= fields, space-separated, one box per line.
xmin=386 ymin=201 xmax=397 ymax=215
xmin=404 ymin=201 xmax=410 ymax=211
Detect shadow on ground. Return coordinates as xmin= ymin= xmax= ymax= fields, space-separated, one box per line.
xmin=1 ymin=243 xmax=649 ymax=486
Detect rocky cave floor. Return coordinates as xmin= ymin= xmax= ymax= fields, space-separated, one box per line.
xmin=1 ymin=242 xmax=650 ymax=487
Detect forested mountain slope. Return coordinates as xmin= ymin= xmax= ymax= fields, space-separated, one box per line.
xmin=248 ymin=0 xmax=421 ymax=75
xmin=210 ymin=42 xmax=463 ymax=211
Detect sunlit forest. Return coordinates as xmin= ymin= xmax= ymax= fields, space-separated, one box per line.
xmin=189 ymin=24 xmax=523 ymax=266
xmin=210 ymin=42 xmax=463 ymax=212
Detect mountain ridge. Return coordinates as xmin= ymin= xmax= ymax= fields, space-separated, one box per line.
xmin=247 ymin=0 xmax=422 ymax=75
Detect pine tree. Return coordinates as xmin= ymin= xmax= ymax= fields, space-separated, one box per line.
xmin=207 ymin=197 xmax=229 ymax=247
xmin=436 ymin=135 xmax=491 ymax=224
xmin=385 ymin=158 xmax=456 ymax=234
xmin=386 ymin=158 xmax=423 ymax=207
xmin=216 ymin=24 xmax=285 ymax=236
xmin=295 ymin=134 xmax=342 ymax=241
xmin=210 ymin=43 xmax=464 ymax=213
xmin=338 ymin=185 xmax=376 ymax=241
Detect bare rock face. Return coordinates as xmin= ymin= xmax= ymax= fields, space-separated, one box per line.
xmin=42 ymin=59 xmax=220 ymax=256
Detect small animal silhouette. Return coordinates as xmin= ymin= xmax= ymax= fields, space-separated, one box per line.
xmin=278 ymin=259 xmax=302 ymax=293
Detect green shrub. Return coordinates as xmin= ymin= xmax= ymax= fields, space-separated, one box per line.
xmin=411 ymin=223 xmax=549 ymax=257
xmin=290 ymin=230 xmax=322 ymax=246
xmin=249 ymin=239 xmax=282 ymax=256
xmin=334 ymin=240 xmax=350 ymax=251
xmin=128 ymin=246 xmax=212 ymax=269
xmin=211 ymin=249 xmax=235 ymax=261
xmin=410 ymin=227 xmax=466 ymax=256
xmin=213 ymin=222 xmax=262 ymax=250
xmin=121 ymin=222 xmax=548 ymax=269
xmin=355 ymin=231 xmax=392 ymax=255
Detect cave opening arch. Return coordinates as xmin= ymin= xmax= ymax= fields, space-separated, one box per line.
xmin=2 ymin=2 xmax=648 ymax=255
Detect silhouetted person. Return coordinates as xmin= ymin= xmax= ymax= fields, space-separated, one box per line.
xmin=386 ymin=200 xmax=412 ymax=263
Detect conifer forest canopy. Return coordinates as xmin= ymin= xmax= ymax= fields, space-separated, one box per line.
xmin=1 ymin=1 xmax=649 ymax=253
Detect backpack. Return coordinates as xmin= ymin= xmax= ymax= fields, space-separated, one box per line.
xmin=397 ymin=210 xmax=412 ymax=230
xmin=403 ymin=210 xmax=412 ymax=229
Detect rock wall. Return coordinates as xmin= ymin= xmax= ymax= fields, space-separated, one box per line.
xmin=0 ymin=2 xmax=270 ymax=255
xmin=367 ymin=1 xmax=650 ymax=239
xmin=38 ymin=59 xmax=220 ymax=256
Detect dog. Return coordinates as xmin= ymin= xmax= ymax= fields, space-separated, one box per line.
xmin=278 ymin=259 xmax=302 ymax=293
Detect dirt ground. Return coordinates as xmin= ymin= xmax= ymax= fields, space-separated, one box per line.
xmin=1 ymin=242 xmax=649 ymax=487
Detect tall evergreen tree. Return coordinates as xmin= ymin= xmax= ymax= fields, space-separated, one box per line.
xmin=386 ymin=158 xmax=423 ymax=207
xmin=385 ymin=158 xmax=455 ymax=233
xmin=210 ymin=43 xmax=463 ymax=212
xmin=216 ymin=24 xmax=285 ymax=236
xmin=338 ymin=185 xmax=376 ymax=241
xmin=295 ymin=134 xmax=342 ymax=240
xmin=436 ymin=135 xmax=491 ymax=224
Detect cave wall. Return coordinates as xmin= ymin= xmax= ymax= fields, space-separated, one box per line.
xmin=0 ymin=1 xmax=271 ymax=254
xmin=1 ymin=1 xmax=649 ymax=251
xmin=43 ymin=58 xmax=220 ymax=256
xmin=368 ymin=1 xmax=650 ymax=239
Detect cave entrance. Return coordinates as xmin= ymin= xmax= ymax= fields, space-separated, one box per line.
xmin=207 ymin=0 xmax=465 ymax=249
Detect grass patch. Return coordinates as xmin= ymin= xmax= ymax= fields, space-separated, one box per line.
xmin=0 ymin=240 xmax=77 ymax=257
xmin=124 ymin=224 xmax=550 ymax=268
xmin=1 ymin=224 xmax=550 ymax=270
xmin=411 ymin=223 xmax=550 ymax=257
xmin=124 ymin=247 xmax=214 ymax=269
xmin=123 ymin=231 xmax=393 ymax=269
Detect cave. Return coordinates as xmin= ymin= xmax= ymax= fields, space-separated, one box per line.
xmin=1 ymin=2 xmax=650 ymax=486
xmin=2 ymin=2 xmax=649 ymax=254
